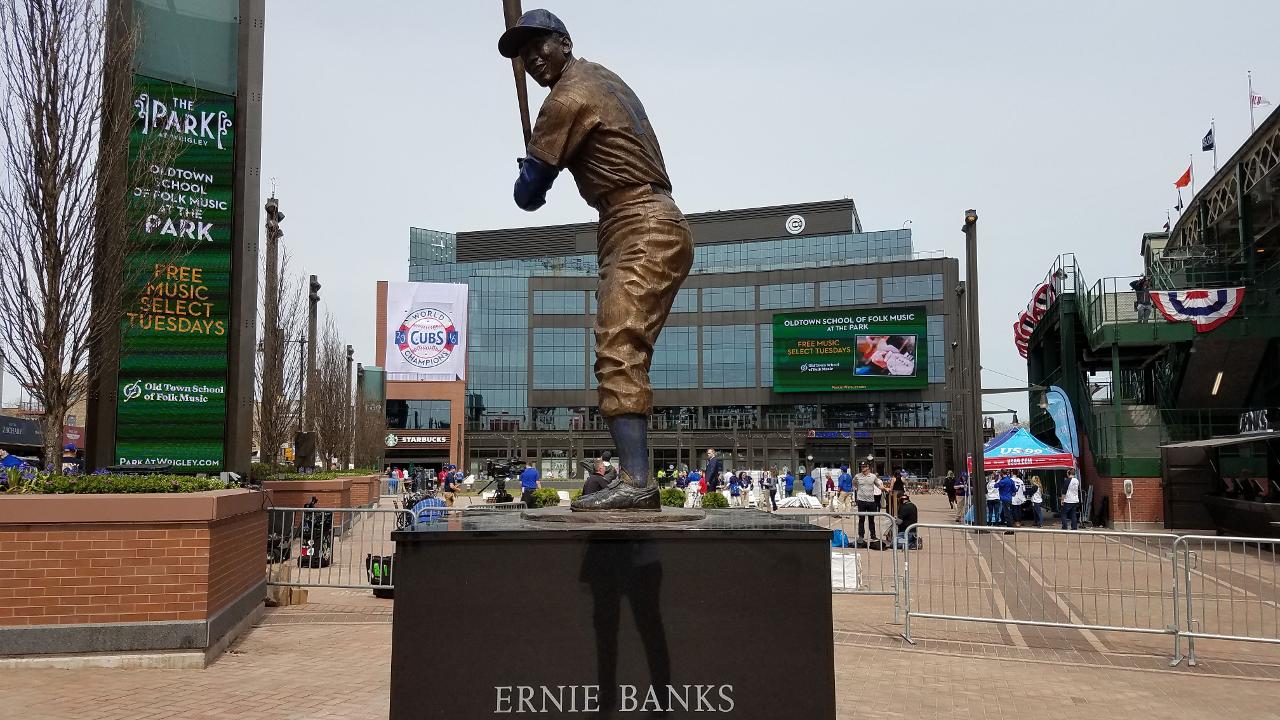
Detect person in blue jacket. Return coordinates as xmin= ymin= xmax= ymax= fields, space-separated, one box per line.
xmin=783 ymin=468 xmax=795 ymax=498
xmin=802 ymin=471 xmax=815 ymax=496
xmin=996 ymin=469 xmax=1017 ymax=530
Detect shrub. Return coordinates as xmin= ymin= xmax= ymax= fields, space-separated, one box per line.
xmin=250 ymin=462 xmax=293 ymax=482
xmin=530 ymin=487 xmax=562 ymax=508
xmin=570 ymin=489 xmax=583 ymax=502
xmin=659 ymin=488 xmax=686 ymax=507
xmin=2 ymin=469 xmax=228 ymax=495
xmin=699 ymin=491 xmax=729 ymax=509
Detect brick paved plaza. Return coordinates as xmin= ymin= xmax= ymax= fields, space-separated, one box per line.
xmin=3 ymin=494 xmax=1279 ymax=719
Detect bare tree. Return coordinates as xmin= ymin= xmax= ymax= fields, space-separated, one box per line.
xmin=255 ymin=250 xmax=304 ymax=465
xmin=0 ymin=1 xmax=183 ymax=470
xmin=310 ymin=315 xmax=351 ymax=468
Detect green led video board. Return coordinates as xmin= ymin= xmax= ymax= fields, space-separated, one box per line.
xmin=113 ymin=74 xmax=235 ymax=471
xmin=772 ymin=307 xmax=928 ymax=392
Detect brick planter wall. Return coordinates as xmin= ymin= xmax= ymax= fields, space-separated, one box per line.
xmin=1098 ymin=476 xmax=1164 ymax=526
xmin=262 ymin=478 xmax=353 ymax=530
xmin=345 ymin=475 xmax=381 ymax=508
xmin=0 ymin=490 xmax=266 ymax=660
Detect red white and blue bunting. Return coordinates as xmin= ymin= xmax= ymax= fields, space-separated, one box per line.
xmin=1012 ymin=282 xmax=1057 ymax=358
xmin=1150 ymin=287 xmax=1245 ymax=332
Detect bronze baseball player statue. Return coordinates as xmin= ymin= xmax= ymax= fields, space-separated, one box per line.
xmin=500 ymin=9 xmax=693 ymax=511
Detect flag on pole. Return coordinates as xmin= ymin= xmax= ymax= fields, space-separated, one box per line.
xmin=1175 ymin=190 xmax=1184 ymax=212
xmin=1252 ymin=93 xmax=1272 ymax=108
xmin=1174 ymin=165 xmax=1192 ymax=188
xmin=1201 ymin=127 xmax=1215 ymax=152
xmin=1163 ymin=219 xmax=1170 ymax=231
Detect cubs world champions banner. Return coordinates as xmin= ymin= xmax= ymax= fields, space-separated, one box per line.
xmin=385 ymin=282 xmax=468 ymax=381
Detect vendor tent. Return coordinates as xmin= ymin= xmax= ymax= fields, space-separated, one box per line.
xmin=983 ymin=427 xmax=1075 ymax=470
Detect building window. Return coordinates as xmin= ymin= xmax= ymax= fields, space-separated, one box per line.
xmin=819 ymin=278 xmax=878 ymax=306
xmin=701 ymin=286 xmax=755 ymax=312
xmin=881 ymin=274 xmax=943 ymax=303
xmin=760 ymin=283 xmax=814 ymax=310
xmin=702 ymin=325 xmax=755 ymax=388
xmin=883 ymin=402 xmax=949 ymax=428
xmin=927 ymin=315 xmax=945 ymax=384
xmin=386 ymin=400 xmax=451 ymax=429
xmin=703 ymin=405 xmax=759 ymax=429
xmin=651 ymin=326 xmax=698 ymax=389
xmin=533 ymin=290 xmax=586 ymax=315
xmin=823 ymin=403 xmax=880 ymax=427
xmin=759 ymin=323 xmax=772 ymax=387
xmin=533 ymin=328 xmax=586 ymax=389
xmin=670 ymin=288 xmax=697 ymax=313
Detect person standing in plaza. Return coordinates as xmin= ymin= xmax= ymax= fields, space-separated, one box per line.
xmin=442 ymin=467 xmax=460 ymax=507
xmin=685 ymin=468 xmax=701 ymax=508
xmin=704 ymin=448 xmax=722 ymax=491
xmin=985 ymin=474 xmax=1000 ymax=524
xmin=853 ymin=461 xmax=884 ymax=542
xmin=824 ymin=471 xmax=836 ymax=507
xmin=518 ymin=460 xmax=541 ymax=508
xmin=1029 ymin=475 xmax=1045 ymax=528
xmin=1010 ymin=471 xmax=1027 ymax=527
xmin=943 ymin=470 xmax=957 ymax=509
xmin=784 ymin=467 xmax=795 ymax=498
xmin=837 ymin=465 xmax=854 ymax=513
xmin=762 ymin=471 xmax=777 ymax=511
xmin=802 ymin=470 xmax=815 ymax=497
xmin=728 ymin=472 xmax=742 ymax=507
xmin=997 ymin=470 xmax=1016 ymax=531
xmin=1060 ymin=468 xmax=1082 ymax=530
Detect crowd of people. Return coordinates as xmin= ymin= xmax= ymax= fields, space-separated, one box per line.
xmin=384 ymin=464 xmax=467 ymax=506
xmin=975 ymin=467 xmax=1081 ymax=531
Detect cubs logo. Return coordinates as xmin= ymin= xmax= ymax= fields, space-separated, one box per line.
xmin=394 ymin=307 xmax=459 ymax=370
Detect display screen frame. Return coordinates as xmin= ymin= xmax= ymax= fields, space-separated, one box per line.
xmin=772 ymin=307 xmax=929 ymax=392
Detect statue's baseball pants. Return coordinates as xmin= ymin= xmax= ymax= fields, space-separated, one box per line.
xmin=593 ymin=191 xmax=693 ymax=418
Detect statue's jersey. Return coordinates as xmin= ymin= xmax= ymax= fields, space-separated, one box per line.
xmin=527 ymin=58 xmax=672 ymax=209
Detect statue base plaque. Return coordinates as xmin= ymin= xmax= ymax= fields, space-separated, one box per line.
xmin=390 ymin=509 xmax=835 ymax=719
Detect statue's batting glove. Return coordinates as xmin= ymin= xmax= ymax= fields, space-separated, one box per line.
xmin=514 ymin=155 xmax=559 ymax=211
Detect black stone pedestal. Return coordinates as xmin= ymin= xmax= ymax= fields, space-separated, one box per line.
xmin=390 ymin=509 xmax=835 ymax=719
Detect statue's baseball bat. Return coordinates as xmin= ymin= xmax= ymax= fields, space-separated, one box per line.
xmin=502 ymin=0 xmax=533 ymax=146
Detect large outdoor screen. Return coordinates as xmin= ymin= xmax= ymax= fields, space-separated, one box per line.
xmin=113 ymin=75 xmax=236 ymax=471
xmin=772 ymin=307 xmax=928 ymax=392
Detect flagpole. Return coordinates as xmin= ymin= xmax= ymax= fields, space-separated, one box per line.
xmin=1250 ymin=70 xmax=1256 ymax=133
xmin=1212 ymin=117 xmax=1218 ymax=172
xmin=1190 ymin=153 xmax=1195 ymax=196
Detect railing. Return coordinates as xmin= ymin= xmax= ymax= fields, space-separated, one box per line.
xmin=900 ymin=524 xmax=1181 ymax=651
xmin=1174 ymin=535 xmax=1280 ymax=666
xmin=785 ymin=511 xmax=901 ymax=602
xmin=267 ymin=506 xmax=415 ymax=591
xmin=894 ymin=523 xmax=1280 ymax=667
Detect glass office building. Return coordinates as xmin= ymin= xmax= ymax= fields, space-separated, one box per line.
xmin=410 ymin=199 xmax=962 ymax=480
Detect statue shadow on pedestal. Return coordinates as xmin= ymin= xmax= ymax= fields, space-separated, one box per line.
xmin=580 ymin=539 xmax=671 ymax=716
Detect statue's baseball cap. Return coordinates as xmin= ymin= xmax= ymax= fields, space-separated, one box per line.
xmin=499 ymin=9 xmax=569 ymax=58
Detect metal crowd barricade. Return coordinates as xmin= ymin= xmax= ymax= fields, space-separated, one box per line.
xmin=267 ymin=506 xmax=415 ymax=590
xmin=900 ymin=523 xmax=1181 ymax=655
xmin=781 ymin=510 xmax=902 ymax=620
xmin=1174 ymin=534 xmax=1280 ymax=666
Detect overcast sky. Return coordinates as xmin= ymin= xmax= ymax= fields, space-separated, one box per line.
xmin=6 ymin=1 xmax=1280 ymax=417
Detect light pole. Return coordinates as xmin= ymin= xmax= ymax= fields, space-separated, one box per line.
xmin=963 ymin=210 xmax=986 ymax=526
xmin=306 ymin=275 xmax=321 ymax=434
xmin=345 ymin=344 xmax=354 ymax=470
